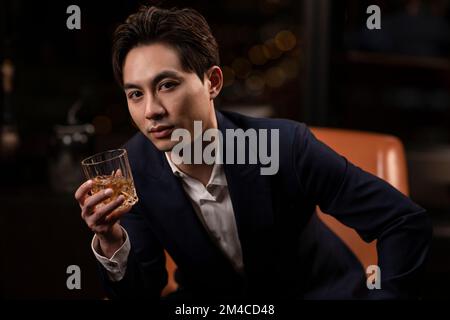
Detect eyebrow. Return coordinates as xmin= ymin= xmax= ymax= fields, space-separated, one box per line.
xmin=123 ymin=70 xmax=182 ymax=91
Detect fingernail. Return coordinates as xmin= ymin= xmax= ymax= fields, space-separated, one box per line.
xmin=104 ymin=189 xmax=113 ymax=196
xmin=117 ymin=195 xmax=124 ymax=202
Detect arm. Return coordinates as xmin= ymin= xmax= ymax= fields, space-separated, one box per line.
xmin=293 ymin=124 xmax=432 ymax=299
xmin=97 ymin=205 xmax=168 ymax=300
xmin=75 ymin=180 xmax=167 ymax=299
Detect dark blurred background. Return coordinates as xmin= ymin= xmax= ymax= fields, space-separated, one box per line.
xmin=0 ymin=0 xmax=449 ymax=299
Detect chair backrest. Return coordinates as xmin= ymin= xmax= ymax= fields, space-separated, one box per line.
xmin=310 ymin=127 xmax=409 ymax=270
xmin=162 ymin=250 xmax=179 ymax=297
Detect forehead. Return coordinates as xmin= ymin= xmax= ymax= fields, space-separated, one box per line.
xmin=123 ymin=43 xmax=185 ymax=83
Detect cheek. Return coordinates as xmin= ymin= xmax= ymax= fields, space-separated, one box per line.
xmin=165 ymin=90 xmax=198 ymax=116
xmin=128 ymin=105 xmax=143 ymax=126
xmin=182 ymin=86 xmax=210 ymax=116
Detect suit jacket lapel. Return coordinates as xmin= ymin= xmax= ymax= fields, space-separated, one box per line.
xmin=216 ymin=111 xmax=277 ymax=282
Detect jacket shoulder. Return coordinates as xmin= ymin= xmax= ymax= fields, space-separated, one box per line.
xmin=219 ymin=110 xmax=311 ymax=154
xmin=219 ymin=109 xmax=307 ymax=135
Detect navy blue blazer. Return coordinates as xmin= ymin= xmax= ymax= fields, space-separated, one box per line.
xmin=98 ymin=110 xmax=431 ymax=300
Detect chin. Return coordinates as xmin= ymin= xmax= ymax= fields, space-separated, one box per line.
xmin=150 ymin=138 xmax=176 ymax=152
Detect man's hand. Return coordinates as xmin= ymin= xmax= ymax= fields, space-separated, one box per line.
xmin=75 ymin=180 xmax=131 ymax=258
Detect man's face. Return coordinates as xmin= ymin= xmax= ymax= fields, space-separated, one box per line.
xmin=122 ymin=43 xmax=218 ymax=151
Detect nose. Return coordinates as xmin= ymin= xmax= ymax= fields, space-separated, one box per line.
xmin=144 ymin=95 xmax=166 ymax=121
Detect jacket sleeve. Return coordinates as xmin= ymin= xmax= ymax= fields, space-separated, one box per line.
xmin=97 ymin=205 xmax=167 ymax=300
xmin=293 ymin=124 xmax=432 ymax=299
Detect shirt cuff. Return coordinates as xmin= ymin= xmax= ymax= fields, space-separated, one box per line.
xmin=91 ymin=226 xmax=130 ymax=282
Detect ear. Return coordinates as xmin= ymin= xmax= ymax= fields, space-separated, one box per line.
xmin=205 ymin=66 xmax=223 ymax=100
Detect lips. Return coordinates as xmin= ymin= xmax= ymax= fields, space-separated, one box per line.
xmin=149 ymin=125 xmax=175 ymax=139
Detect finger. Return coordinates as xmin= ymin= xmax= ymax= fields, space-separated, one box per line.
xmin=75 ymin=180 xmax=93 ymax=206
xmin=92 ymin=195 xmax=126 ymax=223
xmin=83 ymin=188 xmax=114 ymax=216
xmin=86 ymin=198 xmax=129 ymax=232
xmin=114 ymin=168 xmax=123 ymax=177
xmin=105 ymin=202 xmax=132 ymax=224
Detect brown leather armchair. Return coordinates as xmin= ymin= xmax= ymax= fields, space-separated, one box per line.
xmin=310 ymin=127 xmax=409 ymax=271
xmin=161 ymin=127 xmax=410 ymax=296
xmin=161 ymin=250 xmax=179 ymax=296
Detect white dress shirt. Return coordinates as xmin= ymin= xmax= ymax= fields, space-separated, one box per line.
xmin=92 ymin=152 xmax=244 ymax=281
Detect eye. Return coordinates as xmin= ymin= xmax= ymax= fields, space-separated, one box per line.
xmin=128 ymin=91 xmax=143 ymax=100
xmin=159 ymin=81 xmax=178 ymax=91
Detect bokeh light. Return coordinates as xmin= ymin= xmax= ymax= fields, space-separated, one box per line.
xmin=245 ymin=72 xmax=265 ymax=96
xmin=263 ymin=39 xmax=282 ymax=60
xmin=275 ymin=30 xmax=297 ymax=51
xmin=248 ymin=45 xmax=269 ymax=65
xmin=265 ymin=67 xmax=286 ymax=88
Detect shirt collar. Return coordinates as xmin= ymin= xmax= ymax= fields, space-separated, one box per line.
xmin=164 ymin=152 xmax=227 ymax=187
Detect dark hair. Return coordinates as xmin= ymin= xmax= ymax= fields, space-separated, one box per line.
xmin=112 ymin=6 xmax=220 ymax=86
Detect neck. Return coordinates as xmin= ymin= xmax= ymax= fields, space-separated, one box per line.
xmin=167 ymin=110 xmax=218 ymax=186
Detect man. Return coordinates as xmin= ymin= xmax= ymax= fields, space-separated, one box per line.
xmin=74 ymin=6 xmax=431 ymax=300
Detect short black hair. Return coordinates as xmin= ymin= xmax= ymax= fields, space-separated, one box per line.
xmin=112 ymin=6 xmax=220 ymax=86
